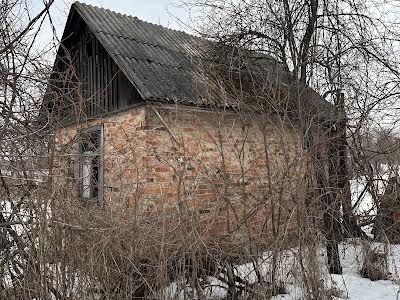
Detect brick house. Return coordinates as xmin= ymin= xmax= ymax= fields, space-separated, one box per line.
xmin=46 ymin=2 xmax=334 ymax=240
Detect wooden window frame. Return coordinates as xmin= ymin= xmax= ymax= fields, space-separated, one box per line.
xmin=78 ymin=125 xmax=104 ymax=202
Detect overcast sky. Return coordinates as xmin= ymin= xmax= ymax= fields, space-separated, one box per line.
xmin=31 ymin=0 xmax=192 ymax=57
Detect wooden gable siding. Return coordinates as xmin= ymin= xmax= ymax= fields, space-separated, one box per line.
xmin=54 ymin=22 xmax=142 ymax=123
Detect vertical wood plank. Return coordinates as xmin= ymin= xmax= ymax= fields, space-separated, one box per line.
xmin=94 ymin=38 xmax=99 ymax=116
xmin=91 ymin=36 xmax=95 ymax=117
xmin=106 ymin=51 xmax=110 ymax=113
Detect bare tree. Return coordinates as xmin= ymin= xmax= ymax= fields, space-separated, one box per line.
xmin=178 ymin=0 xmax=400 ymax=275
xmin=0 ymin=0 xmax=58 ymax=298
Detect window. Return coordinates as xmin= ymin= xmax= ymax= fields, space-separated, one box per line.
xmin=78 ymin=126 xmax=103 ymax=200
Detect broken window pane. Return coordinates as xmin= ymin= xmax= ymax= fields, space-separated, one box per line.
xmin=78 ymin=126 xmax=102 ymax=200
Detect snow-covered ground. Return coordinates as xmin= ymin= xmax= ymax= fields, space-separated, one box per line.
xmin=276 ymin=240 xmax=400 ymax=300
xmin=163 ymin=240 xmax=400 ymax=299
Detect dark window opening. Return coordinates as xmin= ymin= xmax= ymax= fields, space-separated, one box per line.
xmin=78 ymin=126 xmax=103 ymax=200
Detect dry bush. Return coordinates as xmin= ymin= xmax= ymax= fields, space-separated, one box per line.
xmin=360 ymin=241 xmax=390 ymax=281
xmin=289 ymin=235 xmax=336 ymax=300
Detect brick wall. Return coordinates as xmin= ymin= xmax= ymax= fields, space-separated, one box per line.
xmin=54 ymin=104 xmax=320 ymax=249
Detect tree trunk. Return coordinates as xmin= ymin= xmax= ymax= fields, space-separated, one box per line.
xmin=315 ymin=128 xmax=343 ymax=274
xmin=316 ymin=166 xmax=343 ymax=274
xmin=323 ymin=198 xmax=343 ymax=274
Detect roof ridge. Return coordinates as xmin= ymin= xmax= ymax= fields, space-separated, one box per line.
xmin=73 ymin=1 xmax=199 ymax=40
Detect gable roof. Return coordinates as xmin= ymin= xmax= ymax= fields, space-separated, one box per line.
xmin=64 ymin=1 xmax=212 ymax=105
xmin=58 ymin=2 xmax=334 ymax=120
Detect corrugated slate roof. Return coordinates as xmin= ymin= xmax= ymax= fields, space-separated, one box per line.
xmin=72 ymin=1 xmax=212 ymax=104
xmin=65 ymin=2 xmax=333 ymax=119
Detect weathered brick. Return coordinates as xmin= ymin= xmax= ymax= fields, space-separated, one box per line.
xmin=54 ymin=104 xmax=322 ymax=239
